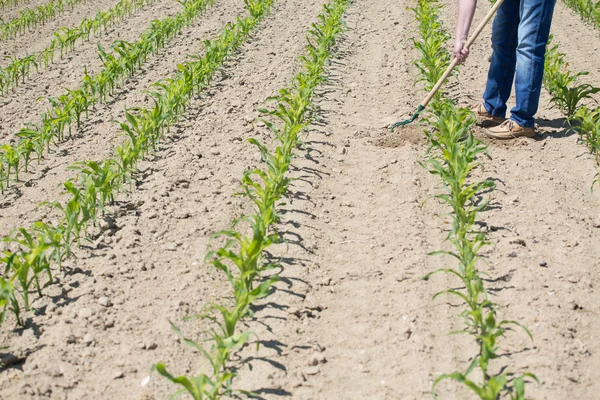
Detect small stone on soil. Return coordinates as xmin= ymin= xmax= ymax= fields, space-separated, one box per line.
xmin=82 ymin=334 xmax=94 ymax=345
xmin=78 ymin=308 xmax=93 ymax=319
xmin=146 ymin=342 xmax=158 ymax=350
xmin=320 ymin=277 xmax=332 ymax=286
xmin=164 ymin=242 xmax=178 ymax=251
xmin=98 ymin=296 xmax=112 ymax=307
xmin=175 ymin=212 xmax=191 ymax=219
xmin=37 ymin=383 xmax=52 ymax=396
xmin=593 ymin=215 xmax=600 ymax=228
xmin=303 ymin=366 xmax=320 ymax=376
xmin=100 ymin=216 xmax=117 ymax=231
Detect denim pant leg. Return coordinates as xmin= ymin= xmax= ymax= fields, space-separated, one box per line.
xmin=483 ymin=0 xmax=520 ymax=118
xmin=511 ymin=0 xmax=557 ymax=127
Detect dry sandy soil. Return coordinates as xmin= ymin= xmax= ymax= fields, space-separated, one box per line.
xmin=0 ymin=0 xmax=599 ymax=399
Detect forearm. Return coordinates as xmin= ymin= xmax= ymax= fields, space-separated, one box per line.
xmin=456 ymin=0 xmax=477 ymax=41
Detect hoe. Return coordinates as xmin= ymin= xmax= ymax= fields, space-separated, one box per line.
xmin=391 ymin=0 xmax=505 ymax=129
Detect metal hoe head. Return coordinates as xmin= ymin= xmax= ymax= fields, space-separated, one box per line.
xmin=390 ymin=104 xmax=425 ymax=130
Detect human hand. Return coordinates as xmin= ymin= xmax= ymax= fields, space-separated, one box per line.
xmin=453 ymin=38 xmax=469 ymax=64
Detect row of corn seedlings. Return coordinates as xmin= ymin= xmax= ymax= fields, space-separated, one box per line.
xmin=569 ymin=106 xmax=600 ymax=189
xmin=0 ymin=0 xmax=88 ymax=40
xmin=543 ymin=35 xmax=599 ymax=118
xmin=0 ymin=0 xmax=30 ymax=9
xmin=0 ymin=0 xmax=271 ymax=329
xmin=562 ymin=0 xmax=600 ymax=30
xmin=154 ymin=1 xmax=348 ymax=398
xmin=0 ymin=0 xmax=218 ymax=194
xmin=543 ymin=35 xmax=600 ymax=189
xmin=411 ymin=1 xmax=537 ymax=398
xmin=0 ymin=0 xmax=155 ymax=94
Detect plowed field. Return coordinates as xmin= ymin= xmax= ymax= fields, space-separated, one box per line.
xmin=0 ymin=0 xmax=599 ymax=399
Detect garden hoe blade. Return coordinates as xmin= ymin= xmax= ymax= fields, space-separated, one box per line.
xmin=390 ymin=0 xmax=505 ymax=131
xmin=391 ymin=104 xmax=425 ymax=129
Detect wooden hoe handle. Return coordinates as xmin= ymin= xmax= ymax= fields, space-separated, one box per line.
xmin=420 ymin=0 xmax=506 ymax=109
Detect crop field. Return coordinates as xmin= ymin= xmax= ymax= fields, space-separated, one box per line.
xmin=0 ymin=0 xmax=599 ymax=398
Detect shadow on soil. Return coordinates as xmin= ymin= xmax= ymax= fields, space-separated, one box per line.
xmin=237 ymin=31 xmax=351 ymax=398
xmin=0 ymin=348 xmax=40 ymax=372
xmin=535 ymin=117 xmax=573 ymax=140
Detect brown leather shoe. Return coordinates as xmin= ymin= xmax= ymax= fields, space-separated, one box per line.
xmin=471 ymin=103 xmax=504 ymax=126
xmin=485 ymin=119 xmax=535 ymax=140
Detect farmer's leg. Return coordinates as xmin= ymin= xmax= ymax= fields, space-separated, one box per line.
xmin=510 ymin=0 xmax=557 ymax=127
xmin=482 ymin=0 xmax=520 ymax=117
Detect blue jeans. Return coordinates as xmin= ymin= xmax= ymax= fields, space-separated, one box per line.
xmin=483 ymin=0 xmax=557 ymax=128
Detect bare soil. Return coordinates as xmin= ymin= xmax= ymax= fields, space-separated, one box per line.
xmin=1 ymin=0 xmax=599 ymax=399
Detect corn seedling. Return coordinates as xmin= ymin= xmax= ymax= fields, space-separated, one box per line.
xmin=0 ymin=220 xmax=70 ymax=324
xmin=0 ymin=277 xmax=18 ymax=325
xmin=411 ymin=0 xmax=537 ymax=398
xmin=568 ymin=106 xmax=600 ymax=189
xmin=155 ymin=1 xmax=348 ymax=398
xmin=1 ymin=144 xmax=21 ymax=184
xmin=543 ymin=36 xmax=600 ymax=189
xmin=0 ymin=155 xmax=8 ymax=193
xmin=544 ymin=36 xmax=599 ymax=117
xmin=411 ymin=0 xmax=451 ymax=93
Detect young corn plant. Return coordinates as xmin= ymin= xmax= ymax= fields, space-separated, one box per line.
xmin=568 ymin=106 xmax=600 ymax=190
xmin=412 ymin=0 xmax=537 ymax=398
xmin=543 ymin=37 xmax=600 ymax=189
xmin=155 ymin=1 xmax=348 ymax=398
xmin=70 ymin=160 xmax=122 ymax=216
xmin=411 ymin=0 xmax=451 ymax=92
xmin=0 ymin=277 xmax=18 ymax=326
xmin=543 ymin=36 xmax=599 ymax=117
xmin=423 ymin=102 xmax=536 ymax=399
xmin=0 ymin=155 xmax=8 ymax=193
xmin=1 ymin=144 xmax=21 ymax=184
xmin=0 ymin=219 xmax=71 ymax=326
